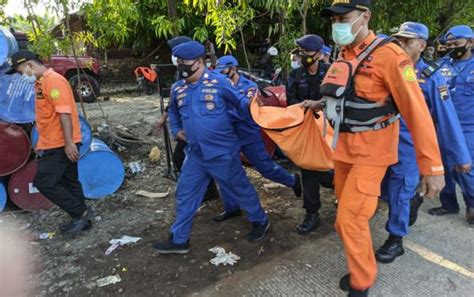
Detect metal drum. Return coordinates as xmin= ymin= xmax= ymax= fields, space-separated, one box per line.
xmin=8 ymin=160 xmax=54 ymax=211
xmin=31 ymin=115 xmax=92 ymax=158
xmin=0 ymin=27 xmax=18 ymax=65
xmin=0 ymin=179 xmax=7 ymax=212
xmin=0 ymin=122 xmax=31 ymax=176
xmin=0 ymin=73 xmax=36 ymax=124
xmin=79 ymin=138 xmax=125 ymax=199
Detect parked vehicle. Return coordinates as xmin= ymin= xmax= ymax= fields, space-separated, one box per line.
xmin=12 ymin=31 xmax=101 ymax=103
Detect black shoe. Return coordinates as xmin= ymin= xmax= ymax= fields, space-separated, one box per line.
xmin=296 ymin=213 xmax=321 ymax=235
xmin=292 ymin=173 xmax=302 ymax=197
xmin=61 ymin=207 xmax=95 ymax=235
xmin=153 ymin=239 xmax=190 ymax=254
xmin=247 ymin=220 xmax=271 ymax=242
xmin=213 ymin=209 xmax=241 ymax=222
xmin=339 ymin=274 xmax=369 ymax=296
xmin=466 ymin=208 xmax=474 ymax=225
xmin=409 ymin=193 xmax=424 ymax=226
xmin=375 ymin=235 xmax=404 ymax=263
xmin=339 ymin=274 xmax=350 ymax=291
xmin=428 ymin=207 xmax=459 ymax=216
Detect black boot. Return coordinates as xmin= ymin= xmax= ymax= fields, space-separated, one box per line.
xmin=247 ymin=220 xmax=271 ymax=242
xmin=296 ymin=213 xmax=321 ymax=235
xmin=375 ymin=235 xmax=404 ymax=263
xmin=61 ymin=207 xmax=95 ymax=235
xmin=292 ymin=173 xmax=302 ymax=197
xmin=339 ymin=274 xmax=369 ymax=296
xmin=428 ymin=206 xmax=459 ymax=216
xmin=213 ymin=209 xmax=242 ymax=222
xmin=153 ymin=234 xmax=190 ymax=254
xmin=466 ymin=208 xmax=474 ymax=225
xmin=409 ymin=193 xmax=424 ymax=226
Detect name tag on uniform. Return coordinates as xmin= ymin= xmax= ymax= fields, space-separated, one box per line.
xmin=202 ymin=88 xmax=217 ymax=94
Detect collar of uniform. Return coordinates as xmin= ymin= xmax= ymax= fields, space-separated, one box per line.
xmin=35 ymin=68 xmax=54 ymax=86
xmin=415 ymin=58 xmax=426 ymax=72
xmin=342 ymin=31 xmax=376 ymax=58
xmin=189 ymin=69 xmax=211 ymax=88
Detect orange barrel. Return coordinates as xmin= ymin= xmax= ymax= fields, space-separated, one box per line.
xmin=8 ymin=160 xmax=54 ymax=211
xmin=0 ymin=122 xmax=31 ymax=176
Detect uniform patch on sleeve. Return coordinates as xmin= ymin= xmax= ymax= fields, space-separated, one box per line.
xmin=50 ymin=88 xmax=61 ymax=100
xmin=402 ymin=66 xmax=417 ymax=82
xmin=438 ymin=86 xmax=449 ymax=100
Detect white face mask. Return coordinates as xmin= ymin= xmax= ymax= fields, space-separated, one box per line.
xmin=171 ymin=55 xmax=178 ymax=66
xmin=22 ymin=65 xmax=36 ymax=84
xmin=290 ymin=61 xmax=301 ymax=69
xmin=332 ymin=12 xmax=365 ymax=46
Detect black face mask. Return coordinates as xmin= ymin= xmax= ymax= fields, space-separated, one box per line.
xmin=449 ymin=44 xmax=470 ymax=60
xmin=301 ymin=54 xmax=318 ymax=68
xmin=222 ymin=68 xmax=236 ymax=80
xmin=178 ymin=60 xmax=198 ymax=78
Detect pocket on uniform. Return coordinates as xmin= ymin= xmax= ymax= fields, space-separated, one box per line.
xmin=355 ymin=178 xmax=381 ymax=197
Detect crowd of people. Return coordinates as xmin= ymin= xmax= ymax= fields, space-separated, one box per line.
xmin=6 ymin=0 xmax=472 ymax=296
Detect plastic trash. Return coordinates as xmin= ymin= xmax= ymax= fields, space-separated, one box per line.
xmin=96 ymin=274 xmax=121 ymax=287
xmin=148 ymin=146 xmax=161 ymax=162
xmin=38 ymin=232 xmax=55 ymax=240
xmin=209 ymin=246 xmax=241 ymax=266
xmin=136 ymin=190 xmax=168 ymax=198
xmin=105 ymin=235 xmax=142 ymax=256
xmin=129 ymin=162 xmax=144 ymax=174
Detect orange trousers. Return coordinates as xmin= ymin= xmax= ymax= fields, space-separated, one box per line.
xmin=334 ymin=160 xmax=388 ymax=291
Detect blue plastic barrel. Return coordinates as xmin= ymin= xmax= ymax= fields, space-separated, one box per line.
xmin=31 ymin=115 xmax=92 ymax=157
xmin=0 ymin=179 xmax=7 ymax=212
xmin=78 ymin=138 xmax=125 ymax=199
xmin=0 ymin=72 xmax=36 ymax=123
xmin=0 ymin=27 xmax=18 ymax=65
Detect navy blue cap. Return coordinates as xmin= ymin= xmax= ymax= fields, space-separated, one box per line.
xmin=172 ymin=41 xmax=206 ymax=60
xmin=321 ymin=0 xmax=371 ymax=17
xmin=167 ymin=36 xmax=192 ymax=49
xmin=322 ymin=46 xmax=332 ymax=55
xmin=215 ymin=55 xmax=239 ymax=70
xmin=445 ymin=25 xmax=473 ymax=41
xmin=5 ymin=50 xmax=40 ymax=74
xmin=295 ymin=35 xmax=324 ymax=52
xmin=392 ymin=22 xmax=429 ymax=40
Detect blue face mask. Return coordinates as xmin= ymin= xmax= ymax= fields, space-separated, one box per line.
xmin=332 ymin=13 xmax=364 ymax=46
xmin=22 ymin=65 xmax=37 ymax=84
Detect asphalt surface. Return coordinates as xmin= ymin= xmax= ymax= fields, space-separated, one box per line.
xmin=195 ymin=195 xmax=474 ymax=296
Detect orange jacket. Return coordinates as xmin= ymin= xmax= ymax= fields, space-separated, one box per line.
xmin=334 ymin=32 xmax=443 ymax=176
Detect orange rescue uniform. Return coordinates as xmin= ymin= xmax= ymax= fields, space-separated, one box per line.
xmin=34 ymin=68 xmax=81 ymax=150
xmin=333 ymin=32 xmax=444 ymax=290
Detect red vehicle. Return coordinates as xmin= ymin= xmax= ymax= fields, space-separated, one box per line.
xmin=13 ymin=31 xmax=101 ymax=103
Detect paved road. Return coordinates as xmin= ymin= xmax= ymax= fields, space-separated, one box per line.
xmin=195 ymin=197 xmax=474 ymax=296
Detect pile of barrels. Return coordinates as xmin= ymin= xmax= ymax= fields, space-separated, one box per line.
xmin=0 ymin=27 xmax=125 ymax=213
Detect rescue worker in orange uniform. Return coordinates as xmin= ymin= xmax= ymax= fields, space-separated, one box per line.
xmin=300 ymin=1 xmax=446 ymax=296
xmin=6 ymin=50 xmax=94 ymax=235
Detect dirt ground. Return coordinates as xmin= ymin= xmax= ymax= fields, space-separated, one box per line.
xmin=1 ymin=93 xmax=342 ymax=296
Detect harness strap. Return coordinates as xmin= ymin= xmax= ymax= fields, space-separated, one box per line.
xmin=349 ymin=114 xmax=400 ymax=133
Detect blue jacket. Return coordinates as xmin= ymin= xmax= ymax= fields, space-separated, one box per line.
xmin=227 ymin=75 xmax=261 ymax=145
xmin=398 ymin=58 xmax=471 ymax=170
xmin=439 ymin=55 xmax=474 ymax=132
xmin=168 ymin=70 xmax=251 ymax=160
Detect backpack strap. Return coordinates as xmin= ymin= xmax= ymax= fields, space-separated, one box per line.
xmin=421 ymin=60 xmax=440 ymax=78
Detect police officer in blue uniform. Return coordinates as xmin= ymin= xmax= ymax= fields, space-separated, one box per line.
xmin=375 ymin=22 xmax=472 ymax=263
xmin=429 ymin=25 xmax=474 ymax=224
xmin=153 ymin=41 xmax=270 ymax=254
xmin=286 ymin=34 xmax=334 ymax=235
xmin=212 ymin=55 xmax=301 ymax=222
xmin=156 ymin=36 xmax=220 ymax=202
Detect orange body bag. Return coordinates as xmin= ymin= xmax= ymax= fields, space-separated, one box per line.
xmin=250 ymin=99 xmax=334 ymax=171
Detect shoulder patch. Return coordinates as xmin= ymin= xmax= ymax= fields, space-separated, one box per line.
xmin=438 ymin=85 xmax=449 ymax=100
xmin=50 ymin=89 xmax=61 ymax=100
xmin=402 ymin=65 xmax=417 ymax=82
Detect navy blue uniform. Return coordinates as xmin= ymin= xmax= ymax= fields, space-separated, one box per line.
xmin=438 ymin=54 xmax=474 ymax=211
xmin=381 ymin=58 xmax=471 ymax=236
xmin=168 ymin=70 xmax=267 ymax=244
xmin=222 ymin=74 xmax=296 ymax=212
